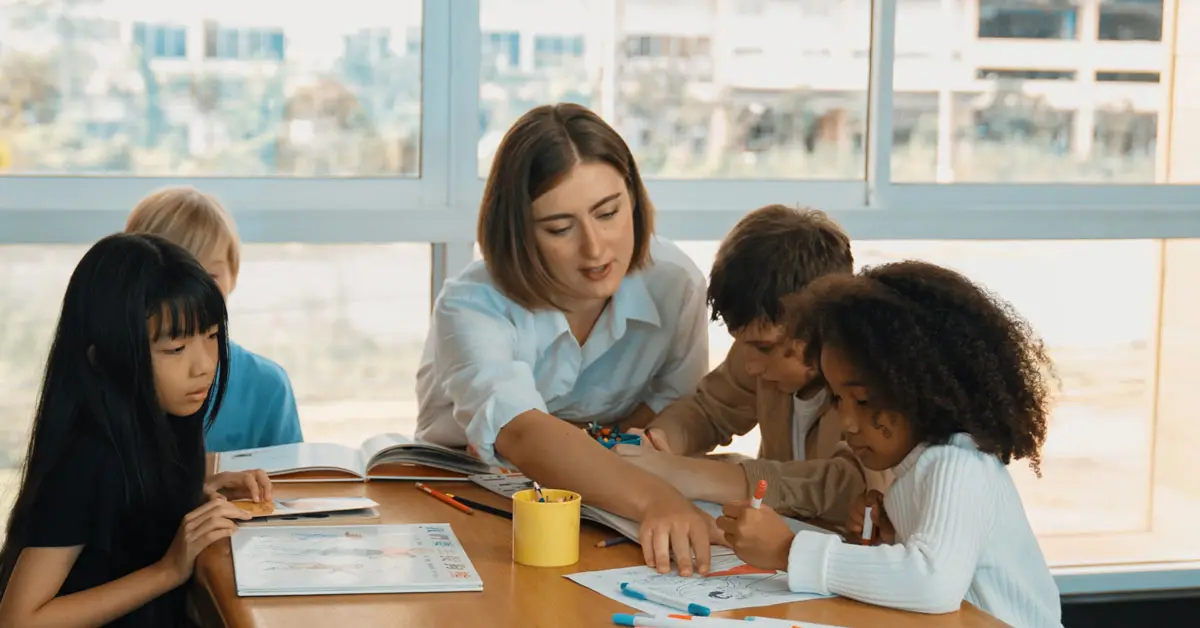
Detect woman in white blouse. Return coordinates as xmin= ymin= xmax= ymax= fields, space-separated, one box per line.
xmin=416 ymin=103 xmax=716 ymax=576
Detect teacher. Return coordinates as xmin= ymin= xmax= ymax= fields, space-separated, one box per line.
xmin=416 ymin=103 xmax=715 ymax=575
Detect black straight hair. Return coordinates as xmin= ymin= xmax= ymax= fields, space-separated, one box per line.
xmin=0 ymin=232 xmax=230 ymax=592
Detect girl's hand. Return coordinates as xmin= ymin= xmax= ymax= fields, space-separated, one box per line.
xmin=159 ymin=497 xmax=250 ymax=586
xmin=846 ymin=489 xmax=896 ymax=545
xmin=715 ymin=501 xmax=794 ymax=572
xmin=204 ymin=469 xmax=273 ymax=503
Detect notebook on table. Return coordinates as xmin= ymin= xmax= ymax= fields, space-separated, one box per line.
xmin=230 ymin=524 xmax=483 ymax=596
xmin=468 ymin=474 xmax=829 ymax=542
xmin=233 ymin=497 xmax=383 ymax=527
xmin=213 ymin=434 xmax=506 ymax=482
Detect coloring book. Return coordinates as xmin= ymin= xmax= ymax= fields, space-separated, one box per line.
xmin=566 ymin=547 xmax=832 ymax=615
xmin=231 ymin=524 xmax=483 ymax=596
xmin=469 ymin=474 xmax=829 ymax=542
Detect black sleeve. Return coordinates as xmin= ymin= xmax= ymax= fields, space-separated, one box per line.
xmin=28 ymin=436 xmax=123 ymax=552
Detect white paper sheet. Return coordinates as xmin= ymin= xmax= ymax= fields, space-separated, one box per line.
xmin=566 ymin=547 xmax=832 ymax=615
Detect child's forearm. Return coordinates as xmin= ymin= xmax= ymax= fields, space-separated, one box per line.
xmin=666 ymin=457 xmax=750 ymax=504
xmin=12 ymin=562 xmax=181 ymax=628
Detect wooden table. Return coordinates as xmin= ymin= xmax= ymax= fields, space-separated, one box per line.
xmin=194 ymin=481 xmax=1009 ymax=628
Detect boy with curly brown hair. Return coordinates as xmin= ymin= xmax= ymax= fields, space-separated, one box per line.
xmin=618 ymin=204 xmax=889 ymax=525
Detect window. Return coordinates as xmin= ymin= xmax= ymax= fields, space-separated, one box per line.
xmin=1096 ymin=71 xmax=1161 ymax=83
xmin=533 ymin=35 xmax=585 ymax=69
xmin=978 ymin=0 xmax=1079 ymax=40
xmin=0 ymin=243 xmax=431 ymax=533
xmin=134 ymin=23 xmax=188 ymax=59
xmin=676 ymin=239 xmax=1200 ymax=567
xmin=894 ymin=0 xmax=1172 ymax=183
xmin=478 ymin=0 xmax=871 ymax=179
xmin=0 ymin=2 xmax=422 ymax=176
xmin=1099 ymin=0 xmax=1164 ymax=42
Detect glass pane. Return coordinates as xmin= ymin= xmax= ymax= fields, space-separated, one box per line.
xmin=676 ymin=239 xmax=1171 ymax=566
xmin=0 ymin=243 xmax=431 ymax=535
xmin=478 ymin=0 xmax=871 ymax=180
xmin=0 ymin=1 xmax=423 ymax=176
xmin=1099 ymin=0 xmax=1164 ymax=42
xmin=893 ymin=0 xmax=1171 ymax=183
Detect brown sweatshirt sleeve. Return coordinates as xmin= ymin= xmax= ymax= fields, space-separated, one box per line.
xmin=645 ymin=343 xmax=761 ymax=456
xmin=738 ymin=443 xmax=873 ymax=523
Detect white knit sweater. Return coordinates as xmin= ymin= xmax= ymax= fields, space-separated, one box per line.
xmin=785 ymin=433 xmax=1063 ymax=628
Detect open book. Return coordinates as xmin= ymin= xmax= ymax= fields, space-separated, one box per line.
xmin=231 ymin=524 xmax=483 ymax=596
xmin=214 ymin=434 xmax=502 ymax=482
xmin=469 ymin=474 xmax=830 ymax=543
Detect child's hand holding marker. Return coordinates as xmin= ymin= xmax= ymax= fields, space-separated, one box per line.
xmin=846 ymin=489 xmax=894 ymax=545
xmin=714 ymin=481 xmax=793 ymax=572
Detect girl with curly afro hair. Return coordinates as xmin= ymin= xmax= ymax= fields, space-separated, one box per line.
xmin=714 ymin=260 xmax=1062 ymax=628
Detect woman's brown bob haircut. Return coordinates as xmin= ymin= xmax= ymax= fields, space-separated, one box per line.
xmin=477 ymin=103 xmax=656 ymax=310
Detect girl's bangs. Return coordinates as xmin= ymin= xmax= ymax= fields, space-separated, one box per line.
xmin=148 ymin=273 xmax=227 ymax=341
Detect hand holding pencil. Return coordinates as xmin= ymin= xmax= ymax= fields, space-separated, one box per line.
xmin=713 ymin=481 xmax=794 ymax=572
xmin=846 ymin=489 xmax=894 ymax=545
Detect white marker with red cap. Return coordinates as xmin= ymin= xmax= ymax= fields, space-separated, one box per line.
xmin=750 ymin=480 xmax=767 ymax=509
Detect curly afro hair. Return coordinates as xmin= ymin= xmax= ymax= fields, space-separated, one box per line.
xmin=784 ymin=259 xmax=1056 ymax=476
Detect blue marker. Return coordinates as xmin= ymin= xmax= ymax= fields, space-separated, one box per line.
xmin=619 ymin=582 xmax=711 ymax=616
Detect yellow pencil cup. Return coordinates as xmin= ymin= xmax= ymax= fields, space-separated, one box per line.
xmin=512 ymin=488 xmax=582 ymax=567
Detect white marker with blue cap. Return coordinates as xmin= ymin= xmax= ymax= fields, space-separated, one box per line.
xmin=619 ymin=582 xmax=712 ymax=616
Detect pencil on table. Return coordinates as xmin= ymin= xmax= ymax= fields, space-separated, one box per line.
xmin=596 ymin=536 xmax=632 ymax=548
xmin=415 ymin=482 xmax=474 ymax=515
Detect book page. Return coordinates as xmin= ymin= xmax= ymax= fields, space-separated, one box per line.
xmin=217 ymin=442 xmax=366 ymax=477
xmin=360 ymin=433 xmax=497 ymax=476
xmin=230 ymin=524 xmax=483 ymax=596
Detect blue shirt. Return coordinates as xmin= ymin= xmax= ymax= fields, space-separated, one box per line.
xmin=204 ymin=340 xmax=303 ymax=452
xmin=415 ymin=237 xmax=709 ymax=466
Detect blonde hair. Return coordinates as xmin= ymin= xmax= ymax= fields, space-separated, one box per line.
xmin=125 ymin=187 xmax=240 ymax=279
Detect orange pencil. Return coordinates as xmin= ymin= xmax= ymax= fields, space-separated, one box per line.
xmin=415 ymin=482 xmax=474 ymax=515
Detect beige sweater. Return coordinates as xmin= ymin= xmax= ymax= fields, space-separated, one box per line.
xmin=647 ymin=342 xmax=891 ymax=523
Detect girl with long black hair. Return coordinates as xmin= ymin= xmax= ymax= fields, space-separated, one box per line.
xmin=0 ymin=233 xmax=258 ymax=627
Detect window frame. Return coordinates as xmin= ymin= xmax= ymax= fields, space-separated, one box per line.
xmin=1 ymin=0 xmax=1199 ymax=596
xmin=1 ymin=0 xmax=1196 ymax=253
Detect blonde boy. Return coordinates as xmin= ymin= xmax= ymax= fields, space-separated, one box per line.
xmin=125 ymin=187 xmax=303 ymax=451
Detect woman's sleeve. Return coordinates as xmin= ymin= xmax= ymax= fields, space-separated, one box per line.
xmin=428 ymin=283 xmax=549 ymax=466
xmin=642 ymin=266 xmax=709 ymax=413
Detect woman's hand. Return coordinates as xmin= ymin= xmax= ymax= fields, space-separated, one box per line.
xmin=638 ymin=494 xmax=714 ymax=577
xmin=158 ymin=497 xmax=250 ymax=586
xmin=846 ymin=489 xmax=895 ymax=545
xmin=715 ymin=501 xmax=794 ymax=572
xmin=204 ymin=469 xmax=273 ymax=503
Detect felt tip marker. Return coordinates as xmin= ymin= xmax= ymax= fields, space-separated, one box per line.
xmin=860 ymin=505 xmax=874 ymax=545
xmin=613 ymin=615 xmax=734 ymax=627
xmin=668 ymin=614 xmax=798 ymax=627
xmin=619 ymin=583 xmax=711 ymax=616
xmin=750 ymin=480 xmax=767 ymax=509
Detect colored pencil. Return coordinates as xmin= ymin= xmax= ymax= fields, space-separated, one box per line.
xmin=415 ymin=482 xmax=474 ymax=515
xmin=450 ymin=496 xmax=513 ymax=520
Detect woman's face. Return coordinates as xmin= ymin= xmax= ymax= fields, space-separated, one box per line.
xmin=530 ymin=161 xmax=636 ymax=309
